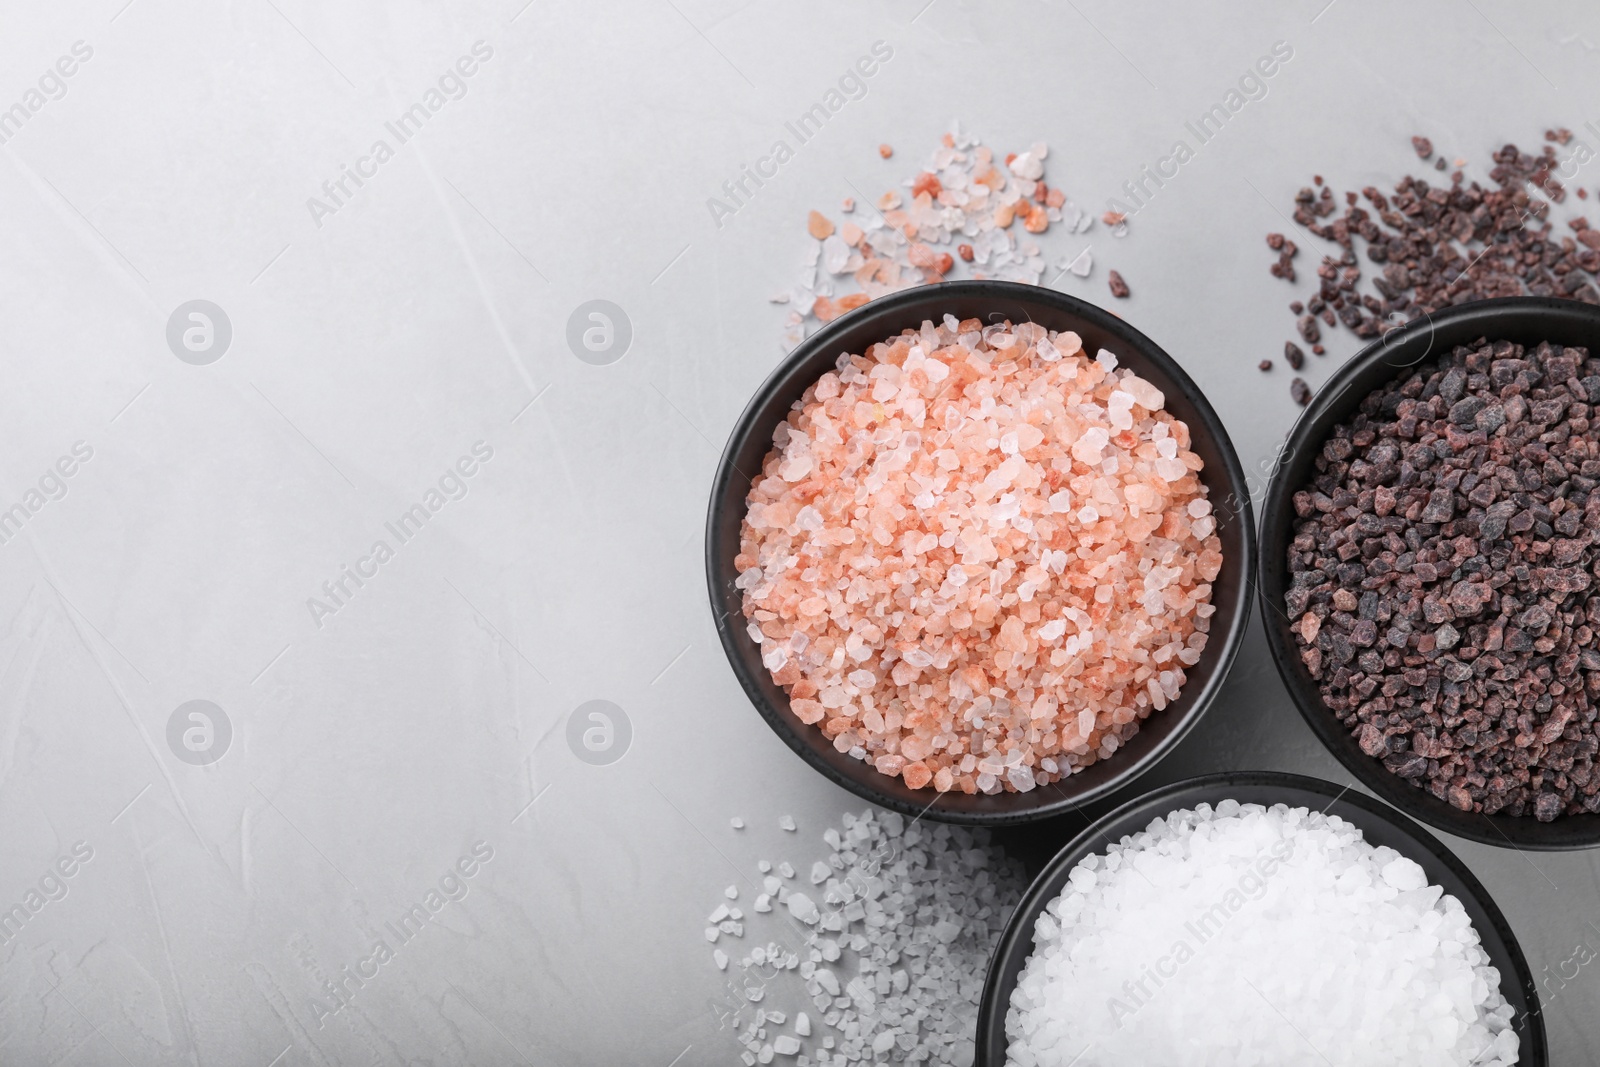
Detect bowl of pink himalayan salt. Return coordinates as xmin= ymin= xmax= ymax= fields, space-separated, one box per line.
xmin=708 ymin=281 xmax=1254 ymax=823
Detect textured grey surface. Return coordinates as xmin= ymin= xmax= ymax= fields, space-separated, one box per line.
xmin=2 ymin=0 xmax=1600 ymax=1063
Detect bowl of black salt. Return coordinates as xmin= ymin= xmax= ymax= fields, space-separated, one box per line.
xmin=1260 ymin=296 xmax=1600 ymax=849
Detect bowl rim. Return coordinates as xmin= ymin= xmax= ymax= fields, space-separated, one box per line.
xmin=1257 ymin=295 xmax=1600 ymax=849
xmin=974 ymin=769 xmax=1548 ymax=1067
xmin=705 ymin=280 xmax=1255 ymax=824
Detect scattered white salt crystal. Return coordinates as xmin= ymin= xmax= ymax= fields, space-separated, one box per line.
xmin=731 ymin=817 xmax=746 ymax=830
xmin=714 ymin=949 xmax=729 ymax=970
xmin=710 ymin=904 xmax=731 ymax=923
xmin=1009 ymin=151 xmax=1043 ymax=180
xmin=779 ymin=815 xmax=797 ymax=832
xmin=704 ymin=808 xmax=1026 ymax=1064
xmin=1094 ymin=348 xmax=1118 ymax=371
xmin=786 ymin=892 xmax=820 ymax=924
xmin=810 ymin=861 xmax=830 ymax=885
xmin=823 ymin=234 xmax=850 ymax=274
xmin=725 ymin=885 xmax=739 ymax=900
xmin=754 ymin=893 xmax=772 ymax=913
xmin=705 ymin=926 xmax=719 ymax=942
xmin=1066 ymin=248 xmax=1092 ymax=277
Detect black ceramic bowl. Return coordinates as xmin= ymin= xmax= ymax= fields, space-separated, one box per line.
xmin=976 ymin=771 xmax=1546 ymax=1066
xmin=1259 ymin=296 xmax=1600 ymax=849
xmin=706 ymin=281 xmax=1254 ymax=824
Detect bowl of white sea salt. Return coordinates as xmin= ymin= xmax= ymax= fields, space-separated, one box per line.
xmin=976 ymin=771 xmax=1543 ymax=1066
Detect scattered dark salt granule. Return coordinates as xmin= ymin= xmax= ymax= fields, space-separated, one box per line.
xmin=1286 ymin=335 xmax=1600 ymax=821
xmin=1108 ymin=269 xmax=1130 ymax=298
xmin=1285 ymin=342 xmax=1306 ymax=370
xmin=1259 ymin=359 xmax=1273 ymax=372
xmin=1266 ymin=130 xmax=1600 ymax=406
xmin=1290 ymin=377 xmax=1312 ymax=406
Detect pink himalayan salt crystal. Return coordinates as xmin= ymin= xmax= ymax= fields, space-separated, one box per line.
xmin=735 ymin=318 xmax=1224 ymax=795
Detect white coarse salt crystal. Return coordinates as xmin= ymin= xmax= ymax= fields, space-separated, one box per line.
xmin=1155 ymin=456 xmax=1188 ymax=482
xmin=731 ymin=817 xmax=746 ymax=829
xmin=1383 ymin=856 xmax=1428 ymax=891
xmin=795 ymin=1012 xmax=811 ymax=1036
xmin=726 ymin=885 xmax=739 ymax=900
xmin=1066 ymin=248 xmax=1092 ymax=277
xmin=773 ymin=1035 xmax=801 ymax=1055
xmin=780 ymin=816 xmax=797 ymax=832
xmin=1095 ymin=348 xmax=1118 ymax=371
xmin=823 ymin=234 xmax=850 ymax=274
xmin=1121 ymin=373 xmax=1165 ymax=411
xmin=715 ymin=949 xmax=729 ymax=969
xmin=787 ymin=893 xmax=821 ymax=924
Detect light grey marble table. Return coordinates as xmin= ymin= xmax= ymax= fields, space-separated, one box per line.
xmin=3 ymin=0 xmax=1600 ymax=1063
